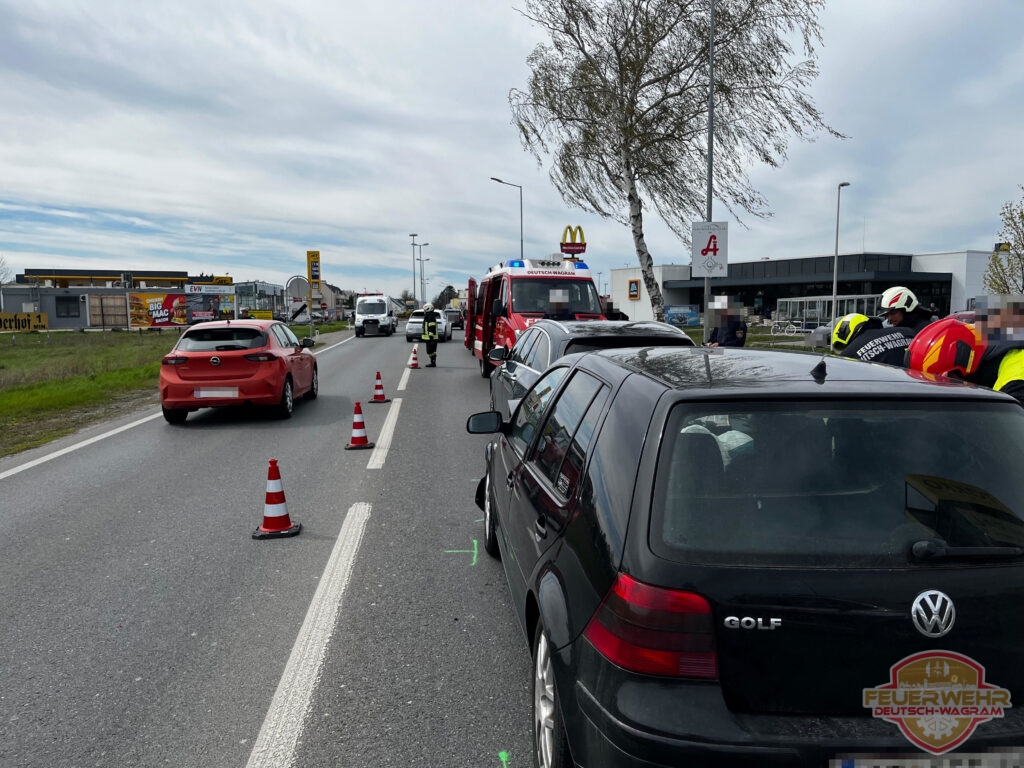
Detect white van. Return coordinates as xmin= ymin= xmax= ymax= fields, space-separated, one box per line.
xmin=354 ymin=294 xmax=397 ymax=337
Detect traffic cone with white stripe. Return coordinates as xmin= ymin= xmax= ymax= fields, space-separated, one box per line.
xmin=409 ymin=345 xmax=420 ymax=369
xmin=253 ymin=458 xmax=301 ymax=539
xmin=369 ymin=371 xmax=390 ymax=403
xmin=344 ymin=401 xmax=375 ymax=450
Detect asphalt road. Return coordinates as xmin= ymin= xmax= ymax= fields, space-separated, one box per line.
xmin=0 ymin=328 xmax=532 ymax=768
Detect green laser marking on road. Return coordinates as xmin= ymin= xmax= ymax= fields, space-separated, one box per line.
xmin=499 ymin=750 xmax=509 ymax=766
xmin=444 ymin=539 xmax=478 ymax=566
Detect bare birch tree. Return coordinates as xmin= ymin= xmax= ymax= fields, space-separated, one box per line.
xmin=984 ymin=186 xmax=1024 ymax=295
xmin=510 ymin=0 xmax=842 ymax=320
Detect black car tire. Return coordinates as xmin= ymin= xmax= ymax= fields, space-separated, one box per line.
xmin=276 ymin=378 xmax=294 ymax=419
xmin=406 ymin=335 xmax=414 ymax=342
xmin=533 ymin=622 xmax=571 ymax=768
xmin=482 ymin=468 xmax=499 ymax=558
xmin=303 ymin=367 xmax=319 ymax=400
xmin=479 ymin=356 xmax=490 ymax=379
xmin=162 ymin=407 xmax=188 ymax=425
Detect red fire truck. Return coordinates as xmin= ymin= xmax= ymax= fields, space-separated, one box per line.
xmin=467 ymin=256 xmax=605 ymax=377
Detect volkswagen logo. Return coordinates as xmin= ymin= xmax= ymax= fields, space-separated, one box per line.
xmin=210 ymin=356 xmax=221 ymax=367
xmin=911 ymin=590 xmax=956 ymax=638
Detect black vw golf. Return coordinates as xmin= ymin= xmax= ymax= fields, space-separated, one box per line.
xmin=467 ymin=346 xmax=1024 ymax=767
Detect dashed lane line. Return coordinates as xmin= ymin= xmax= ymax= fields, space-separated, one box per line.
xmin=366 ymin=398 xmax=401 ymax=470
xmin=246 ymin=501 xmax=371 ymax=768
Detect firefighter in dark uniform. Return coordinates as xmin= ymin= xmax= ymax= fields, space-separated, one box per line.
xmin=422 ymin=303 xmax=439 ymax=367
xmin=831 ymin=312 xmax=915 ymax=367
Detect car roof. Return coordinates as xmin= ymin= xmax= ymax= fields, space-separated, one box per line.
xmin=568 ymin=346 xmax=1017 ymax=402
xmin=532 ymin=319 xmax=690 ymax=338
xmin=183 ymin=319 xmax=276 ymax=331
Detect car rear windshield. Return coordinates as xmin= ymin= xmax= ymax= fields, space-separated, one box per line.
xmin=650 ymin=400 xmax=1024 ymax=567
xmin=177 ymin=327 xmax=267 ymax=352
xmin=564 ymin=336 xmax=693 ymax=356
xmin=358 ymin=301 xmax=386 ymax=314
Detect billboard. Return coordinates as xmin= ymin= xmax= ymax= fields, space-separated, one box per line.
xmin=129 ymin=293 xmax=188 ymax=328
xmin=665 ymin=305 xmax=701 ymax=327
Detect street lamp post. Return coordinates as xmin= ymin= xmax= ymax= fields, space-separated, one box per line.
xmin=490 ymin=177 xmax=523 ymax=261
xmin=831 ymin=182 xmax=851 ymax=325
xmin=416 ymin=244 xmax=430 ymax=305
xmin=409 ymin=233 xmax=419 ymax=305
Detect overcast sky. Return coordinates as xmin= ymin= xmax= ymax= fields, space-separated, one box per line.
xmin=1 ymin=0 xmax=1023 ymax=301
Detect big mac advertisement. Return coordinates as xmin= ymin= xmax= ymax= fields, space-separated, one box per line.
xmin=129 ymin=293 xmax=188 ymax=328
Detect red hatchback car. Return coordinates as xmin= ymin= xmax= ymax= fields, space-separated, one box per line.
xmin=159 ymin=320 xmax=317 ymax=424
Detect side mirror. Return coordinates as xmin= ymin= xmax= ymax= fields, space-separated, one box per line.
xmin=492 ymin=299 xmax=506 ymax=317
xmin=488 ymin=347 xmax=507 ymax=362
xmin=301 ymin=337 xmax=315 ymax=348
xmin=466 ymin=411 xmax=504 ymax=434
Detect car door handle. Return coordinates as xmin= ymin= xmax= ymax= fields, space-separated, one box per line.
xmin=534 ymin=517 xmax=547 ymax=538
xmin=506 ymin=472 xmax=515 ymax=490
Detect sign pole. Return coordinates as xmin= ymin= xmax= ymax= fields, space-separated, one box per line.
xmin=703 ymin=0 xmax=715 ymax=345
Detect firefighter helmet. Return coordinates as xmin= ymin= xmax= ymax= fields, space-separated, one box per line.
xmin=880 ymin=286 xmax=919 ymax=313
xmin=906 ymin=317 xmax=984 ymax=378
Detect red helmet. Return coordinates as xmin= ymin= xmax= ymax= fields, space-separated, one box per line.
xmin=906 ymin=317 xmax=985 ymax=377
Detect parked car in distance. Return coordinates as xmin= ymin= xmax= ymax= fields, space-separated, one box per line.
xmin=488 ymin=319 xmax=695 ymax=419
xmin=948 ymin=309 xmax=976 ymax=324
xmin=405 ymin=308 xmax=451 ymax=342
xmin=467 ymin=345 xmax=1024 ymax=766
xmin=159 ymin=319 xmax=317 ymax=423
xmin=445 ymin=307 xmax=465 ymax=330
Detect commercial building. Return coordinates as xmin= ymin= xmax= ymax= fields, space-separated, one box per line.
xmin=608 ymin=250 xmax=990 ymax=324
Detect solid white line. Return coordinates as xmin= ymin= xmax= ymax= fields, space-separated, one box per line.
xmin=366 ymin=398 xmax=401 ymax=470
xmin=397 ymin=365 xmax=411 ymax=391
xmin=246 ymin=502 xmax=371 ymax=768
xmin=0 ymin=412 xmax=163 ymax=481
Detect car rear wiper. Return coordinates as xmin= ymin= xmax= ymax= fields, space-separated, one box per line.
xmin=910 ymin=538 xmax=1024 ymax=562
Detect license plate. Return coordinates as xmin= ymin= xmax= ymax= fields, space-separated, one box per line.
xmin=831 ymin=752 xmax=1024 ymax=768
xmin=194 ymin=387 xmax=238 ymax=398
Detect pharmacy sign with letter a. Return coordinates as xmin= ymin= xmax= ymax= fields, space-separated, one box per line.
xmin=691 ymin=222 xmax=728 ymax=277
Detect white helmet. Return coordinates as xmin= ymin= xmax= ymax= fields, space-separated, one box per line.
xmin=423 ymin=303 xmax=433 ymax=311
xmin=880 ymin=286 xmax=919 ymax=313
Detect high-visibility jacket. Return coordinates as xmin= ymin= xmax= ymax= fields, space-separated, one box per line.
xmin=969 ymin=342 xmax=1024 ymax=404
xmin=422 ymin=311 xmax=438 ymax=342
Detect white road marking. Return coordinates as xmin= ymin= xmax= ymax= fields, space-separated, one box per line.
xmin=246 ymin=502 xmax=371 ymax=768
xmin=366 ymin=398 xmax=401 ymax=470
xmin=0 ymin=413 xmax=163 ymax=481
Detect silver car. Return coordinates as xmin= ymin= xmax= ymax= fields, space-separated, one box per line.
xmin=405 ymin=309 xmax=451 ymax=342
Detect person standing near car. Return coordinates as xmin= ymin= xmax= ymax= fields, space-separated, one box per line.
xmin=879 ymin=286 xmax=933 ymax=333
xmin=831 ymin=313 xmax=914 ymax=366
xmin=705 ymin=297 xmax=747 ymax=347
xmin=422 ymin=303 xmax=439 ymax=367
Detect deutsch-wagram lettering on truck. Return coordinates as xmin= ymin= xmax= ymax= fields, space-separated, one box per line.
xmin=467 ymin=256 xmax=604 ymax=377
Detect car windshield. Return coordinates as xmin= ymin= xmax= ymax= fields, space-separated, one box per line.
xmin=176 ymin=327 xmax=266 ymax=352
xmin=358 ymin=301 xmax=386 ymax=314
xmin=650 ymin=400 xmax=1024 ymax=567
xmin=510 ymin=279 xmax=602 ymax=318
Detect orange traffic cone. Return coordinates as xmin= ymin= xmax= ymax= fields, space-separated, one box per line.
xmin=344 ymin=401 xmax=375 ymax=450
xmin=369 ymin=371 xmax=390 ymax=403
xmin=409 ymin=345 xmax=420 ymax=369
xmin=253 ymin=459 xmax=302 ymax=539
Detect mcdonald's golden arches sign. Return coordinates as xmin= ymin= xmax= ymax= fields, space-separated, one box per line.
xmin=560 ymin=225 xmax=586 ymax=255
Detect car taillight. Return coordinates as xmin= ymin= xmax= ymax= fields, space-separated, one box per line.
xmin=162 ymin=356 xmax=187 ymax=365
xmin=244 ymin=353 xmax=275 ymax=362
xmin=583 ymin=573 xmax=718 ymax=679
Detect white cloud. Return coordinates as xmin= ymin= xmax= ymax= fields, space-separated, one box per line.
xmin=1 ymin=0 xmax=1024 ymax=300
